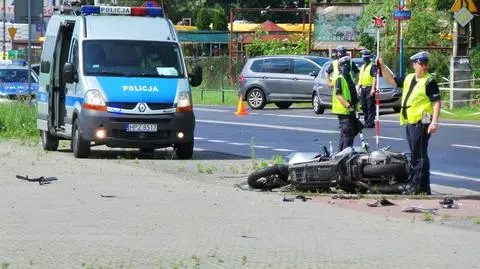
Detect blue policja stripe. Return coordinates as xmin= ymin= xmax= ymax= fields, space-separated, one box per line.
xmin=37 ymin=93 xmax=83 ymax=106
xmin=95 ymin=77 xmax=178 ymax=103
xmin=65 ymin=96 xmax=84 ymax=107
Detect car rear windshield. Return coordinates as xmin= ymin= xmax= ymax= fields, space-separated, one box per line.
xmin=83 ymin=40 xmax=185 ymax=78
xmin=0 ymin=69 xmax=35 ymax=83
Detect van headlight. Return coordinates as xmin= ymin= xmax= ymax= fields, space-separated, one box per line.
xmin=176 ymin=91 xmax=192 ymax=112
xmin=82 ymin=89 xmax=107 ymax=112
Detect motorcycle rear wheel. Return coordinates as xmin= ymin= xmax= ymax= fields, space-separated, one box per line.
xmin=247 ymin=164 xmax=289 ymax=190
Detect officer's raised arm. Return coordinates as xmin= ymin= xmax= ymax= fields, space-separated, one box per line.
xmin=376 ymin=57 xmax=396 ymax=86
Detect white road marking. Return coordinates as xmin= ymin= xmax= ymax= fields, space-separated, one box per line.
xmin=194 ymin=108 xmax=228 ymax=112
xmin=229 ymin=142 xmax=248 ymax=146
xmin=196 ymin=107 xmax=480 ymax=128
xmin=254 ymin=145 xmax=271 ymax=149
xmin=208 ymin=139 xmax=227 ymax=143
xmin=197 ymin=119 xmax=339 ymax=134
xmin=431 ymin=171 xmax=480 ymax=182
xmin=451 ymin=144 xmax=480 ymax=150
xmin=373 ymin=136 xmax=405 ymax=141
xmin=194 ymin=147 xmax=206 ymax=151
xmin=273 ymin=148 xmax=294 ymax=152
xmin=194 ymin=137 xmax=205 ymax=140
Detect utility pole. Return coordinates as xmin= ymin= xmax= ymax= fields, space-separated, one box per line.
xmin=3 ymin=0 xmax=6 ymax=60
xmin=27 ymin=0 xmax=31 ymax=99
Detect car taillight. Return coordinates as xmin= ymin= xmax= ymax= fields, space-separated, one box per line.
xmin=238 ymin=75 xmax=245 ymax=82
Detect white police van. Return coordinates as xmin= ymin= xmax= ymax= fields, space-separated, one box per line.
xmin=36 ymin=4 xmax=202 ymax=159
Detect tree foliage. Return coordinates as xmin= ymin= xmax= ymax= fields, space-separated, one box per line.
xmin=358 ymin=0 xmax=452 ymax=77
xmin=196 ymin=8 xmax=212 ymax=30
xmin=212 ymin=7 xmax=228 ymax=31
xmin=245 ymin=30 xmax=307 ymax=57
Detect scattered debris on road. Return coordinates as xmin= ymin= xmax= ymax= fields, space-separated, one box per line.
xmin=402 ymin=206 xmax=439 ymax=214
xmin=16 ymin=175 xmax=58 ymax=185
xmin=367 ymin=198 xmax=396 ymax=207
xmin=100 ymin=195 xmax=116 ymax=198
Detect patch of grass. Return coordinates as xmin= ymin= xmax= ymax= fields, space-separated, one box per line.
xmin=177 ymin=165 xmax=187 ymax=173
xmin=196 ymin=163 xmax=205 ymax=173
xmin=410 ymin=192 xmax=429 ymax=199
xmin=441 ymin=104 xmax=480 ymax=120
xmin=250 ymin=137 xmax=259 ymax=171
xmin=191 ymin=255 xmax=200 ymax=267
xmin=443 ymin=213 xmax=451 ymax=219
xmin=259 ymin=159 xmax=269 ymax=169
xmin=1 ymin=261 xmax=9 ymax=269
xmin=423 ymin=212 xmax=435 ymax=222
xmin=0 ymin=103 xmax=37 ymax=141
xmin=475 ymin=217 xmax=480 ymax=225
xmin=241 ymin=256 xmax=248 ymax=266
xmin=204 ymin=165 xmax=217 ymax=174
xmin=192 ymin=89 xmax=238 ymax=106
xmin=196 ymin=163 xmax=216 ymax=174
xmin=229 ymin=165 xmax=240 ymax=174
xmin=271 ymin=154 xmax=286 ymax=164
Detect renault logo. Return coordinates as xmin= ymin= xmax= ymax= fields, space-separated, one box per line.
xmin=138 ymin=103 xmax=147 ymax=112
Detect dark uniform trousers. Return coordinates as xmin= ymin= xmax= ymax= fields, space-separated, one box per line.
xmin=406 ymin=122 xmax=431 ymax=194
xmin=338 ymin=113 xmax=363 ymax=152
xmin=360 ymin=86 xmax=375 ymax=126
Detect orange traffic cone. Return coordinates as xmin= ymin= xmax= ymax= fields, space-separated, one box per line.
xmin=235 ymin=95 xmax=248 ymax=116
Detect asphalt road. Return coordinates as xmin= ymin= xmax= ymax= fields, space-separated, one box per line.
xmin=193 ymin=105 xmax=480 ymax=192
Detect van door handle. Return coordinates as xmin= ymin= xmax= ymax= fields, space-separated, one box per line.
xmin=262 ymin=76 xmax=267 ymax=79
xmin=292 ymin=77 xmax=298 ymax=80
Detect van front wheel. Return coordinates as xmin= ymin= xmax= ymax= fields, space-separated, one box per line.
xmin=72 ymin=121 xmax=90 ymax=158
xmin=40 ymin=130 xmax=59 ymax=151
xmin=175 ymin=142 xmax=193 ymax=160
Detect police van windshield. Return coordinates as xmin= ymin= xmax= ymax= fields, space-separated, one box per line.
xmin=83 ymin=40 xmax=185 ymax=78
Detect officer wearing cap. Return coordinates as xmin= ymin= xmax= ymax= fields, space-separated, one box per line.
xmin=325 ymin=45 xmax=360 ymax=86
xmin=356 ymin=49 xmax=377 ymax=128
xmin=377 ymin=51 xmax=441 ymax=195
xmin=332 ymin=56 xmax=363 ymax=151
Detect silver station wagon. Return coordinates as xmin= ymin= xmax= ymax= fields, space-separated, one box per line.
xmin=238 ymin=55 xmax=330 ymax=109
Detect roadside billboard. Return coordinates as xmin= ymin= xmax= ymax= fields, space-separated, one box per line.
xmin=312 ymin=4 xmax=365 ymax=51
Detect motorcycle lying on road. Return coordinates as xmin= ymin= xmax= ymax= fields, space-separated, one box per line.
xmin=247 ymin=140 xmax=413 ymax=194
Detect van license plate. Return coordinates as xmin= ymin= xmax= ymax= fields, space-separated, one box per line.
xmin=127 ymin=124 xmax=157 ymax=132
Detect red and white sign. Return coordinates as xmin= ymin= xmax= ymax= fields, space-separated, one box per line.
xmin=44 ymin=6 xmax=54 ymax=17
xmin=371 ymin=16 xmax=386 ymax=28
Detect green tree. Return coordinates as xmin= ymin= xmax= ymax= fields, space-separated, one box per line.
xmin=196 ymin=8 xmax=212 ymax=30
xmin=359 ymin=0 xmax=452 ymax=77
xmin=212 ymin=7 xmax=228 ymax=31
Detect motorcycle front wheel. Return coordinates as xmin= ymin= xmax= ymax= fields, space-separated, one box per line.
xmin=247 ymin=164 xmax=289 ymax=190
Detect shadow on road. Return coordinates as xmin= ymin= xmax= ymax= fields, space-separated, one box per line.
xmin=58 ymin=148 xmax=249 ymax=161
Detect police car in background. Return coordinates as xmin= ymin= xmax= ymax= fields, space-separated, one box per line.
xmin=0 ymin=61 xmax=39 ymax=102
xmin=36 ymin=4 xmax=202 ymax=159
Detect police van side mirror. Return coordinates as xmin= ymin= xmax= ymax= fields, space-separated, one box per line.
xmin=188 ymin=66 xmax=202 ymax=87
xmin=63 ymin=62 xmax=77 ymax=84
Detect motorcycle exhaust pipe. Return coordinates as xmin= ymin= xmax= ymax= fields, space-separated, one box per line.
xmin=354 ymin=181 xmax=407 ymax=194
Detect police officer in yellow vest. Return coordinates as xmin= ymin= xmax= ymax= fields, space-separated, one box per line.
xmin=332 ymin=56 xmax=363 ymax=152
xmin=356 ymin=49 xmax=376 ymax=128
xmin=325 ymin=45 xmax=359 ymax=86
xmin=377 ymin=51 xmax=441 ymax=195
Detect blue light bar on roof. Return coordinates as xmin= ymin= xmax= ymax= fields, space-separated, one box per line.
xmin=80 ymin=5 xmax=164 ymax=17
xmin=81 ymin=5 xmax=100 ymax=15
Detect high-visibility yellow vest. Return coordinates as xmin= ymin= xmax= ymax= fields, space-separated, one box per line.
xmin=400 ymin=73 xmax=434 ymax=125
xmin=359 ymin=62 xmax=374 ymax=86
xmin=332 ymin=60 xmax=354 ymax=82
xmin=332 ymin=75 xmax=360 ymax=115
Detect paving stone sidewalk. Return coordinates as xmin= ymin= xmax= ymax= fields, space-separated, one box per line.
xmin=0 ymin=141 xmax=479 ymax=269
